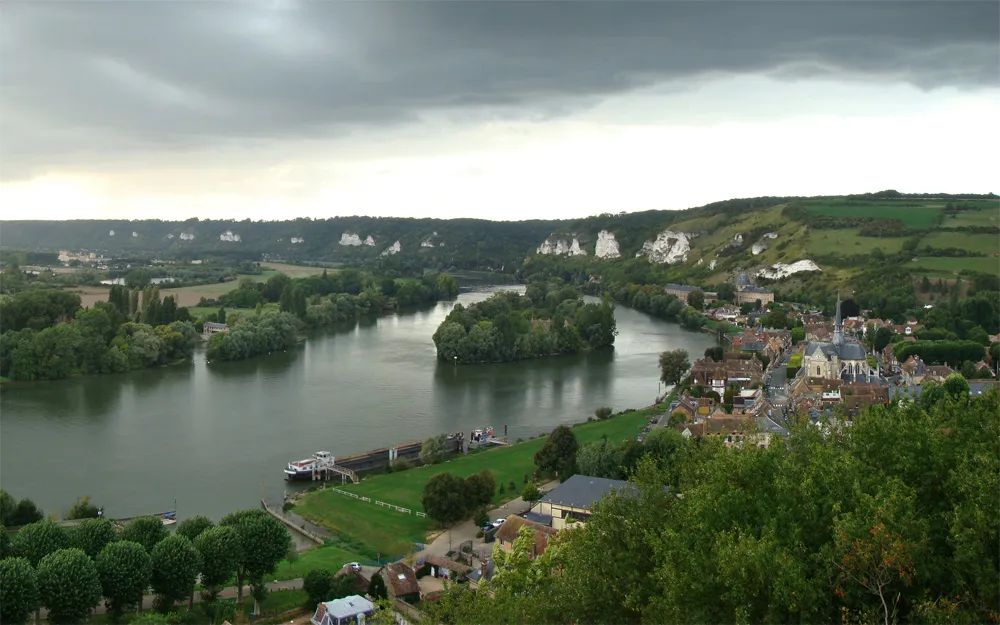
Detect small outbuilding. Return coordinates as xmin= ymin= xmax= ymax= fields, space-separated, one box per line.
xmin=310 ymin=595 xmax=375 ymax=625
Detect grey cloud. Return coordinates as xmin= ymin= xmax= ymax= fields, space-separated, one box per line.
xmin=1 ymin=1 xmax=996 ymax=179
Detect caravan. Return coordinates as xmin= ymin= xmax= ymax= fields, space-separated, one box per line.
xmin=311 ymin=595 xmax=375 ymax=625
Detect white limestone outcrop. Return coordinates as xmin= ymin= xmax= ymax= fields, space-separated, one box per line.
xmin=751 ymin=243 xmax=768 ymax=255
xmin=537 ymin=236 xmax=587 ymax=256
xmin=340 ymin=233 xmax=362 ymax=246
xmin=180 ymin=232 xmax=195 ymax=241
xmin=291 ymin=237 xmax=304 ymax=244
xmin=109 ymin=230 xmax=115 ymax=236
xmin=594 ymin=230 xmax=621 ymax=259
xmin=635 ymin=230 xmax=694 ymax=264
xmin=220 ymin=231 xmax=241 ymax=242
xmin=709 ymin=259 xmax=717 ymax=270
xmin=364 ymin=235 xmax=376 ymax=247
xmin=755 ymin=260 xmax=821 ymax=280
xmin=380 ymin=240 xmax=401 ymax=257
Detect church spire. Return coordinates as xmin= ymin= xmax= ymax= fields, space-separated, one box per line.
xmin=832 ymin=292 xmax=844 ymax=346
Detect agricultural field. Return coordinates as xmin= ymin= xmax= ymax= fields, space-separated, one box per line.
xmin=940 ymin=206 xmax=1000 ymax=228
xmin=804 ymin=229 xmax=906 ymax=256
xmin=907 ymin=256 xmax=1000 ymax=275
xmin=63 ymin=263 xmax=321 ymax=308
xmin=920 ymin=232 xmax=998 ymax=256
xmin=802 ymin=201 xmax=941 ymax=229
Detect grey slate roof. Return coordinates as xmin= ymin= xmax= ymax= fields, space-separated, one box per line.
xmin=805 ymin=339 xmax=868 ymax=362
xmin=318 ymin=596 xmax=374 ymax=621
xmin=756 ymin=416 xmax=789 ymax=436
xmin=538 ymin=475 xmax=634 ymax=510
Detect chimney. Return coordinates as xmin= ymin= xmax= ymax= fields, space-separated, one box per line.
xmin=481 ymin=558 xmax=488 ymax=580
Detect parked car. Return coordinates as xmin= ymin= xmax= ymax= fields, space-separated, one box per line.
xmin=345 ymin=562 xmax=361 ymax=572
xmin=492 ymin=518 xmax=505 ymax=528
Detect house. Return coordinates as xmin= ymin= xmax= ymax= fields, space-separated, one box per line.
xmin=881 ymin=344 xmax=898 ymax=372
xmin=922 ymin=365 xmax=956 ymax=383
xmin=494 ymin=515 xmax=558 ymax=556
xmin=534 ymin=475 xmax=634 ymax=530
xmin=203 ymin=321 xmax=229 ymax=336
xmin=664 ymin=283 xmax=702 ymax=304
xmin=676 ymin=416 xmax=764 ymax=447
xmin=377 ymin=562 xmax=420 ymax=604
xmin=311 ymin=595 xmax=375 ymax=625
xmin=735 ymin=285 xmax=775 ymax=305
xmin=421 ymin=556 xmax=473 ymax=581
xmin=804 ymin=323 xmax=834 ymax=342
xmin=732 ymin=389 xmax=762 ymax=415
xmin=709 ymin=307 xmax=739 ymax=321
xmin=334 ymin=564 xmax=369 ymax=596
xmin=900 ymin=355 xmax=927 ymax=385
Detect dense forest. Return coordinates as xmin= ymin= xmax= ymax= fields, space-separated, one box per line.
xmin=426 ymin=386 xmax=1000 ymax=625
xmin=432 ymin=284 xmax=616 ymax=363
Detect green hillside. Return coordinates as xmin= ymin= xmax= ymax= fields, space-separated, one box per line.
xmin=2 ymin=192 xmax=996 ymax=284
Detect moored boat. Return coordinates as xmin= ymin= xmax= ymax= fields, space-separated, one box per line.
xmin=285 ymin=451 xmax=335 ymax=480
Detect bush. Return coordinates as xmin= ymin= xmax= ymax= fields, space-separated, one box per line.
xmin=476 ymin=530 xmax=484 ymax=539
xmin=391 ymin=458 xmax=413 ymax=472
xmin=594 ymin=406 xmax=613 ymax=420
xmin=65 ymin=496 xmax=100 ymax=520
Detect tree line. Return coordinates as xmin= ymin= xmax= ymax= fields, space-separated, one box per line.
xmin=424 ymin=386 xmax=999 ymax=625
xmin=0 ymin=286 xmax=197 ymax=381
xmin=432 ymin=284 xmax=616 ymax=364
xmin=1 ymin=509 xmax=292 ymax=624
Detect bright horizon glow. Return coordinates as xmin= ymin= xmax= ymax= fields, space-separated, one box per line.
xmin=2 ymin=77 xmax=997 ymax=222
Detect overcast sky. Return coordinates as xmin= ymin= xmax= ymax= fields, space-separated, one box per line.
xmin=1 ymin=1 xmax=997 ymax=222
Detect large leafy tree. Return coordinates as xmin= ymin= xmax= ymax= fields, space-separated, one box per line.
xmin=194 ymin=525 xmax=242 ymax=619
xmin=13 ymin=519 xmax=70 ymax=566
xmin=175 ymin=515 xmax=214 ymax=542
xmin=96 ymin=540 xmax=152 ymax=621
xmin=119 ymin=516 xmax=168 ymax=553
xmin=72 ymin=517 xmax=117 ymax=559
xmin=37 ymin=548 xmax=103 ymax=624
xmin=303 ymin=569 xmax=334 ymax=609
xmin=658 ymin=348 xmax=691 ymax=385
xmin=421 ymin=473 xmax=470 ymax=527
xmin=149 ymin=535 xmax=201 ymax=612
xmin=219 ymin=509 xmax=292 ymax=605
xmin=0 ymin=557 xmax=40 ymax=624
xmin=533 ymin=424 xmax=579 ymax=480
xmin=464 ymin=470 xmax=496 ymax=509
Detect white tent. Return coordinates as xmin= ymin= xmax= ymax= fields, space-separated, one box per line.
xmin=311 ymin=595 xmax=375 ymax=625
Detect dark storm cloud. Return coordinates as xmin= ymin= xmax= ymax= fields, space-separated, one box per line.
xmin=2 ymin=1 xmax=997 ymax=178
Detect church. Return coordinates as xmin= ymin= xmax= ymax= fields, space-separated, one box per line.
xmin=802 ymin=296 xmax=875 ymax=381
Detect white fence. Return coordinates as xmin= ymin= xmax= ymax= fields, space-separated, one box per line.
xmin=330 ymin=487 xmax=422 ymax=516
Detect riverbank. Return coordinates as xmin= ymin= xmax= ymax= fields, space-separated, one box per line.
xmin=291 ymin=399 xmax=674 ymax=560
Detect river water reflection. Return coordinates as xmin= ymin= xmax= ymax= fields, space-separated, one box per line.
xmin=0 ymin=288 xmax=716 ymax=520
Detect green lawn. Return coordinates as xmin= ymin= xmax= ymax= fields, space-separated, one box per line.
xmin=803 ymin=202 xmax=941 ymax=229
xmin=274 ymin=543 xmax=369 ymax=580
xmin=295 ymin=493 xmax=431 ymax=558
xmin=294 ymin=403 xmax=666 ymax=558
xmin=920 ymin=232 xmax=998 ymax=256
xmin=907 ymin=256 xmax=1000 ymax=274
xmin=804 ymin=229 xmax=906 ymax=256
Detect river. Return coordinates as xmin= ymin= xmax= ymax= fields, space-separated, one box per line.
xmin=0 ymin=288 xmax=716 ymax=521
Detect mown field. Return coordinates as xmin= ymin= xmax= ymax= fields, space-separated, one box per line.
xmin=907 ymin=256 xmax=1000 ymax=274
xmin=804 ymin=229 xmax=906 ymax=256
xmin=294 ymin=403 xmax=665 ymax=556
xmin=920 ymin=232 xmax=998 ymax=255
xmin=802 ymin=202 xmax=942 ymax=229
